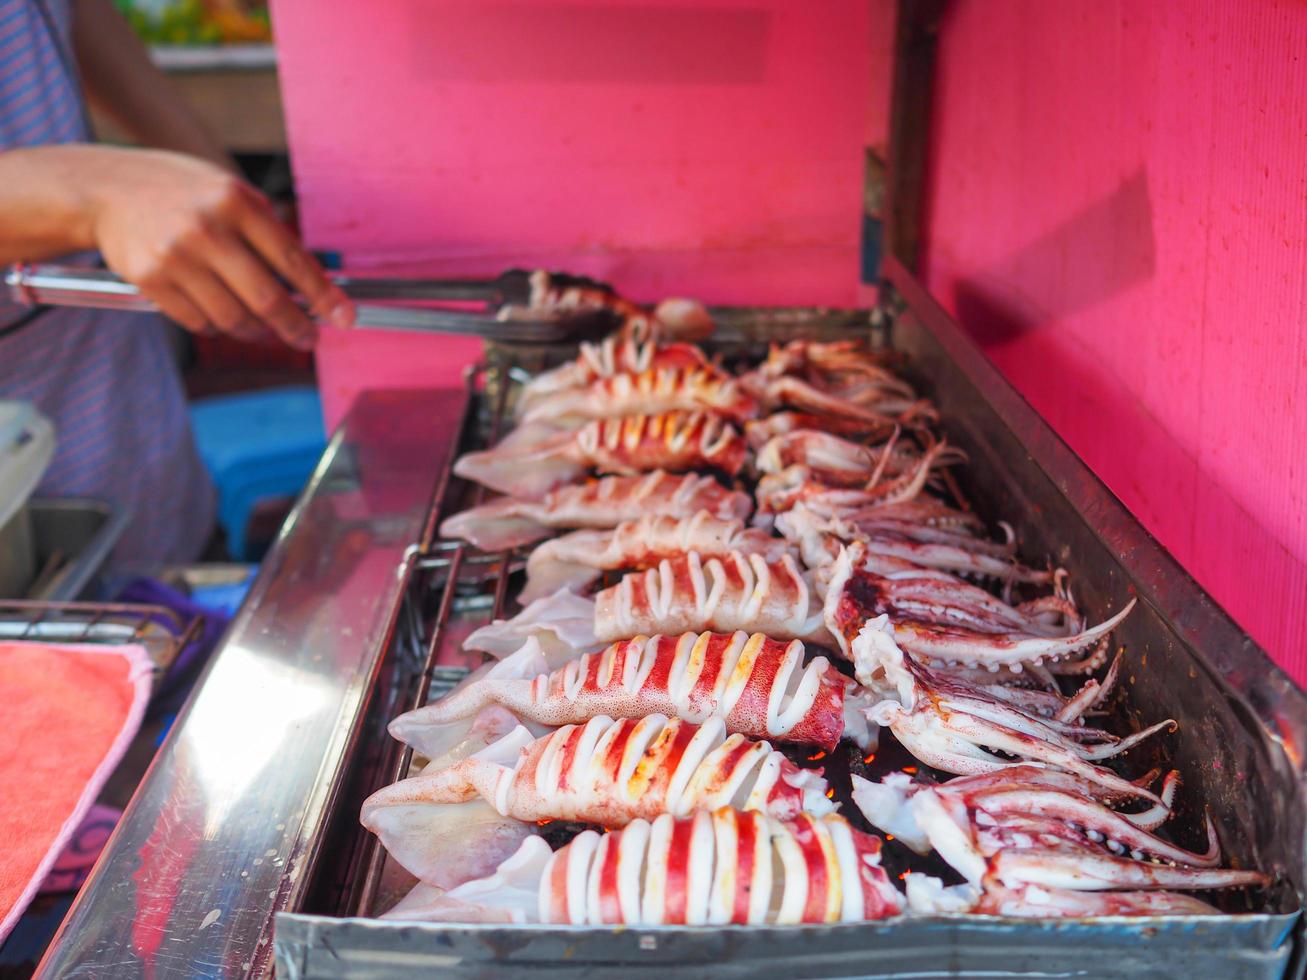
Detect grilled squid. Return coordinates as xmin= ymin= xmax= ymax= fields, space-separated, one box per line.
xmin=455 ymin=411 xmax=748 ymax=497
xmin=821 ymin=546 xmax=1119 ymax=672
xmin=594 ymin=551 xmax=832 ymax=646
xmin=441 ymin=471 xmax=751 ymax=552
xmin=756 ymin=467 xmax=979 ymax=531
xmin=791 ymin=508 xmax=1054 ymax=589
xmin=851 ymin=616 xmax=1172 ymax=802
xmin=390 ymin=631 xmax=875 ymax=751
xmin=757 ymin=430 xmax=962 ymax=491
xmin=755 ymin=455 xmax=946 ymax=519
xmin=384 ymin=808 xmax=903 ymax=925
xmin=740 ymin=339 xmax=936 ymax=424
xmin=516 ymin=336 xmax=713 ymax=415
xmin=463 ymin=588 xmax=603 ymax=665
xmin=853 ymin=767 xmax=1180 ymax=858
xmin=363 ymin=714 xmax=834 ymax=832
xmin=520 ymin=512 xmax=788 ymax=603
xmin=520 ymin=367 xmax=758 ymax=426
xmin=853 ymin=770 xmax=1268 ymax=900
xmin=754 ymin=339 xmax=918 ymax=405
xmin=743 ymin=373 xmax=933 ymax=430
xmin=745 ymin=410 xmax=903 ymax=449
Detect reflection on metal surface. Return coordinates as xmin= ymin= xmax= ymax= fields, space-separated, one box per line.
xmin=35 ymin=389 xmax=461 ymax=980
xmin=274 ymin=912 xmax=1297 ymax=980
xmin=188 ymin=644 xmax=334 ymax=840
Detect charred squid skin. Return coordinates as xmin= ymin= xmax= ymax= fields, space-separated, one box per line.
xmin=577 ymin=411 xmax=750 ymax=480
xmin=521 ymin=512 xmax=789 ymax=604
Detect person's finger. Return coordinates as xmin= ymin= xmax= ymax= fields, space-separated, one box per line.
xmin=236 ymin=196 xmax=354 ymax=327
xmin=136 ymin=278 xmax=210 ymax=336
xmin=171 ymin=264 xmax=268 ymax=345
xmin=202 ymin=227 xmax=317 ymax=350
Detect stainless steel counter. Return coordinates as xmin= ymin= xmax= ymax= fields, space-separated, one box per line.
xmin=35 ymin=271 xmax=1307 ymax=977
xmin=36 ymin=388 xmax=462 ymax=979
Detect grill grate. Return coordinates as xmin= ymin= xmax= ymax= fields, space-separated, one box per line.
xmin=279 ymin=298 xmax=1303 ymax=978
xmin=0 ymin=599 xmax=202 ymax=680
xmin=351 ymin=363 xmax=520 ymax=917
xmin=342 ymin=348 xmax=1291 ymax=923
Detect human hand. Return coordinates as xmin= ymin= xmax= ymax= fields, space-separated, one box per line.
xmin=88 ymin=147 xmax=353 ymax=348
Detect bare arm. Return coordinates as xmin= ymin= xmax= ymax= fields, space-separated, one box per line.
xmin=0 ymin=146 xmax=99 ymax=265
xmin=0 ymin=145 xmax=353 ymax=347
xmin=71 ymin=0 xmax=233 ymax=171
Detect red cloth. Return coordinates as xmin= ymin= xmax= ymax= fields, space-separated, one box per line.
xmin=0 ymin=642 xmax=152 ymax=942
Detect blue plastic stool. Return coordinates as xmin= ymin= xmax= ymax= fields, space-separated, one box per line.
xmin=189 ymin=386 xmax=326 ymax=560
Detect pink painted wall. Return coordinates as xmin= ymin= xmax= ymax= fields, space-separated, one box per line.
xmin=921 ymin=0 xmax=1307 ymax=682
xmin=271 ymin=0 xmax=873 ymax=429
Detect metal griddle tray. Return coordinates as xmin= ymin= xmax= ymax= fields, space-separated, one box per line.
xmin=276 ymin=260 xmax=1306 ymax=980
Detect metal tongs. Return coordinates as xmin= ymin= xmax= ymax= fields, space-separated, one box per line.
xmin=4 ymin=264 xmax=625 ymax=344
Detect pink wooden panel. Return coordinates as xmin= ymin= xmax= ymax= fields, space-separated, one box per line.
xmin=922 ymin=0 xmax=1307 ymax=682
xmin=271 ymin=0 xmax=873 ymax=429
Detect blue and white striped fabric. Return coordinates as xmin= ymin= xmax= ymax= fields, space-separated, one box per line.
xmin=0 ymin=0 xmax=214 ymax=565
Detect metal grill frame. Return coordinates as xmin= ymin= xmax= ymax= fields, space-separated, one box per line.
xmin=0 ymin=599 xmax=203 ymax=680
xmin=348 ymin=363 xmax=521 ymax=916
xmin=279 ymin=276 xmax=1306 ymax=978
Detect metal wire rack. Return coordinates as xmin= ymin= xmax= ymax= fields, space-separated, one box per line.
xmin=279 ymin=299 xmax=1303 ymax=980
xmin=0 ymin=599 xmax=203 ymax=680
xmin=350 ymin=362 xmax=521 ymax=916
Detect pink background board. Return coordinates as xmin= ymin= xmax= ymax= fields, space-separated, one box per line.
xmin=270 ymin=0 xmax=874 ymax=430
xmin=921 ymin=0 xmax=1307 ymax=683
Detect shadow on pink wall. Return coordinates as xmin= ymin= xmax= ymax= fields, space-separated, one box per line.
xmin=924 ymin=0 xmax=1307 ymax=683
xmin=948 ymin=169 xmax=1156 ymax=343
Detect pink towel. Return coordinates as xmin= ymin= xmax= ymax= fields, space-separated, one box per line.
xmin=0 ymin=642 xmax=152 ymax=943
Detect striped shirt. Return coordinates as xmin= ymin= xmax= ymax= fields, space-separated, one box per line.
xmin=0 ymin=0 xmax=215 ymax=565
